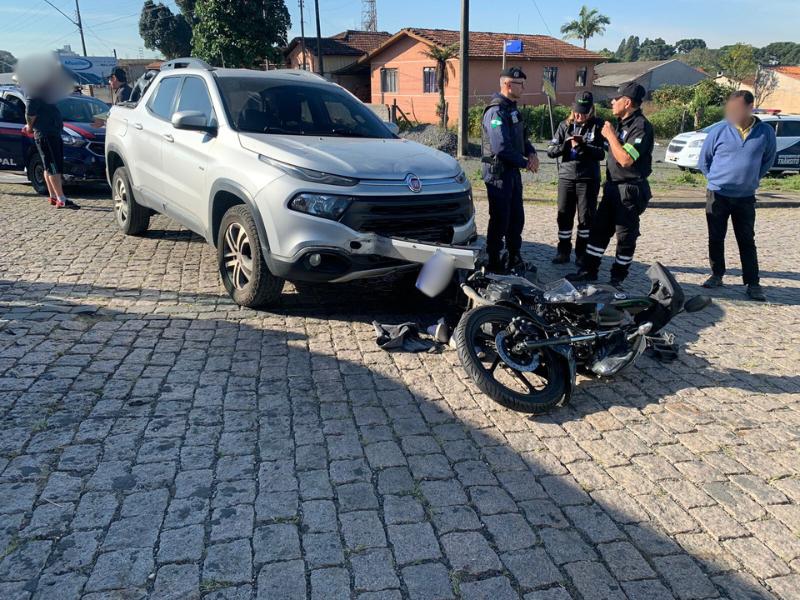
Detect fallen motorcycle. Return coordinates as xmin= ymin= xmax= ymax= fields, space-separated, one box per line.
xmin=453 ymin=262 xmax=711 ymax=414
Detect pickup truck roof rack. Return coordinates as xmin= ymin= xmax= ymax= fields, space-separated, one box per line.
xmin=161 ymin=58 xmax=214 ymax=71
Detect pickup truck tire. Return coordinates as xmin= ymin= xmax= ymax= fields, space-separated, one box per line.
xmin=27 ymin=154 xmax=48 ymax=196
xmin=218 ymin=205 xmax=284 ymax=308
xmin=112 ymin=166 xmax=150 ymax=236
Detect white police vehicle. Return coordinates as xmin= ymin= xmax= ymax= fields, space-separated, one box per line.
xmin=665 ymin=112 xmax=800 ymax=173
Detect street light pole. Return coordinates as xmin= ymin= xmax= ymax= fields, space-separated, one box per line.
xmin=299 ymin=0 xmax=308 ymax=70
xmin=75 ymin=0 xmax=88 ymax=57
xmin=457 ymin=0 xmax=469 ymax=158
xmin=314 ymin=0 xmax=324 ymax=77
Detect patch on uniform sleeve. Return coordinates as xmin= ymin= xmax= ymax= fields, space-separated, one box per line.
xmin=623 ymin=143 xmax=640 ymax=161
xmin=634 ymin=138 xmax=642 ymax=144
xmin=491 ymin=118 xmax=502 ymax=128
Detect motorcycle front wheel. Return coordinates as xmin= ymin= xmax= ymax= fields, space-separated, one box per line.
xmin=454 ymin=305 xmax=568 ymax=414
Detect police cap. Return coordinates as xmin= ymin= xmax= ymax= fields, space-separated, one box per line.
xmin=573 ymin=91 xmax=594 ymax=114
xmin=612 ymin=81 xmax=646 ymax=104
xmin=500 ymin=67 xmax=526 ymax=80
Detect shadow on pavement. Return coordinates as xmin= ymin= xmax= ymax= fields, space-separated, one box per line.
xmin=0 ymin=277 xmax=792 ymax=599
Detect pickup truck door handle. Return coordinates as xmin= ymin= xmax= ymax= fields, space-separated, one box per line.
xmin=132 ymin=122 xmax=143 ymax=130
xmin=162 ymin=134 xmax=174 ymax=143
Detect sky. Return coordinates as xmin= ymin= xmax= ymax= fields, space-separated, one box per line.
xmin=1 ymin=0 xmax=798 ymax=60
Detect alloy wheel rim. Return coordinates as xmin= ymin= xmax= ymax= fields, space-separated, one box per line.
xmin=114 ymin=178 xmax=129 ymax=224
xmin=223 ymin=223 xmax=253 ymax=290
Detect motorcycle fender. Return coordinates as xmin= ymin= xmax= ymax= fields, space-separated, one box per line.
xmin=550 ymin=344 xmax=577 ymax=402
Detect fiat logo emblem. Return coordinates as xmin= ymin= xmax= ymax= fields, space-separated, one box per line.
xmin=405 ymin=173 xmax=422 ymax=193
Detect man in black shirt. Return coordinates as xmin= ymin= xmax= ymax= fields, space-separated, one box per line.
xmin=24 ymin=96 xmax=79 ymax=209
xmin=568 ymin=82 xmax=653 ymax=287
xmin=108 ymin=68 xmax=132 ymax=105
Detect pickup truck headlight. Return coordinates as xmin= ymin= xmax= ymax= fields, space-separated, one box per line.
xmin=289 ymin=193 xmax=352 ymax=220
xmin=61 ymin=128 xmax=85 ymax=147
xmin=259 ymin=155 xmax=359 ymax=187
xmin=455 ymin=169 xmax=467 ymax=184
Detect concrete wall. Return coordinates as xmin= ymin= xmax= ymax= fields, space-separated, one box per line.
xmin=760 ymin=72 xmax=800 ymax=113
xmin=369 ymin=36 xmax=598 ymax=124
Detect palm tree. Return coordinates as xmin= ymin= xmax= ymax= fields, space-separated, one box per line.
xmin=560 ymin=5 xmax=610 ymax=50
xmin=422 ymin=43 xmax=459 ymax=128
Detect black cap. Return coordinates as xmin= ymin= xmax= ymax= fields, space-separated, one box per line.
xmin=613 ymin=81 xmax=646 ymax=103
xmin=108 ymin=67 xmax=127 ymax=83
xmin=500 ymin=66 xmax=526 ymax=80
xmin=573 ymin=91 xmax=594 ymax=114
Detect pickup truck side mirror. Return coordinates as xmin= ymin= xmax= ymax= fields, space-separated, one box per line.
xmin=172 ymin=110 xmax=217 ymax=135
xmin=384 ymin=121 xmax=400 ymax=136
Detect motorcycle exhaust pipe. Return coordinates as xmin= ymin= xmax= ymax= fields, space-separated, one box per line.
xmin=461 ymin=284 xmax=493 ymax=307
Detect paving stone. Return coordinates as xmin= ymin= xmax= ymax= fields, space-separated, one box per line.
xmin=387 ymin=522 xmax=440 ymax=564
xmin=337 ymin=482 xmax=379 ymax=512
xmin=723 ymin=536 xmax=791 ymax=579
xmin=211 ymin=504 xmax=255 ymax=542
xmin=340 ymin=511 xmax=387 ymax=550
xmin=623 ymin=579 xmax=678 ymax=600
xmin=440 ymin=531 xmax=501 ymax=575
xmin=598 ymin=541 xmax=655 ymax=581
xmin=483 ymin=512 xmax=538 ymax=551
xmin=460 ymin=576 xmax=517 ymax=600
xmin=502 ymin=547 xmax=563 ymax=589
xmin=304 ymin=532 xmax=345 ymax=569
xmin=351 ymin=548 xmax=400 ymax=592
xmin=311 ymin=567 xmax=351 ymax=600
xmin=256 ymin=559 xmax=307 ymax=600
xmin=254 ymin=523 xmax=302 ymax=563
xmin=420 ymin=480 xmax=468 ymax=507
xmin=429 ymin=505 xmax=482 ymax=533
xmin=85 ymin=548 xmax=154 ymax=592
xmin=563 ymin=561 xmax=626 ymax=600
xmin=157 ymin=524 xmax=205 ymax=563
xmin=540 ymin=527 xmax=597 ymax=565
xmin=402 ymin=562 xmax=454 ymax=600
xmin=154 ymin=563 xmax=200 ymax=600
xmin=383 ymin=494 xmax=425 ymax=525
xmin=652 ymin=554 xmax=719 ymax=600
xmin=50 ymin=530 xmax=102 ymax=573
xmin=0 ymin=540 xmax=52 ymax=582
xmin=766 ymin=575 xmax=800 ymax=600
xmin=203 ymin=539 xmax=252 ymax=584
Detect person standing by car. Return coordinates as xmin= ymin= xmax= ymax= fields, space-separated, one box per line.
xmin=699 ymin=90 xmax=776 ymax=302
xmin=23 ymin=93 xmax=79 ymax=209
xmin=481 ymin=67 xmax=539 ymax=273
xmin=568 ymin=82 xmax=653 ymax=288
xmin=109 ymin=68 xmax=132 ymax=105
xmin=546 ymin=91 xmax=605 ymax=266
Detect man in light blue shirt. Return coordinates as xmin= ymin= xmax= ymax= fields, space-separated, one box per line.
xmin=699 ymin=90 xmax=777 ymax=302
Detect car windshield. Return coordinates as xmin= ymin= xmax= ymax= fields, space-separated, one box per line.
xmin=217 ymin=76 xmax=394 ymax=139
xmin=56 ymin=96 xmax=109 ymax=123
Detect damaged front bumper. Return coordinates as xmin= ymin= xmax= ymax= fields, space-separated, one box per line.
xmin=268 ymin=233 xmax=480 ymax=284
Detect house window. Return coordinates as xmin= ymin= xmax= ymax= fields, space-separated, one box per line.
xmin=423 ymin=67 xmax=437 ymax=93
xmin=544 ymin=66 xmax=558 ymax=89
xmin=576 ymin=67 xmax=587 ymax=88
xmin=381 ymin=68 xmax=398 ymax=93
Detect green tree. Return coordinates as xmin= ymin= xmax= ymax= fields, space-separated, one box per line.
xmin=422 ymin=43 xmax=459 ymax=128
xmin=675 ymin=39 xmax=706 ymax=54
xmin=598 ymin=48 xmax=616 ymax=62
xmin=719 ymin=43 xmax=757 ymax=87
xmin=639 ymin=38 xmax=675 ymax=61
xmin=139 ymin=0 xmax=192 ymax=59
xmin=614 ymin=36 xmax=640 ymax=62
xmin=0 ymin=50 xmax=16 ymax=74
xmin=756 ymin=42 xmax=800 ymax=66
xmin=560 ymin=5 xmax=611 ymax=50
xmin=192 ymin=0 xmax=290 ymax=68
xmin=681 ymin=47 xmax=721 ymax=74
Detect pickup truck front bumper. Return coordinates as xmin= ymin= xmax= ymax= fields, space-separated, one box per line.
xmin=268 ymin=233 xmax=479 ymax=283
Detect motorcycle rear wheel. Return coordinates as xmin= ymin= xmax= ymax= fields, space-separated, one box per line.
xmin=455 ymin=305 xmax=568 ymax=414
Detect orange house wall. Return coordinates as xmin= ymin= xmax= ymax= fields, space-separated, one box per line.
xmin=369 ymin=37 xmax=598 ymax=124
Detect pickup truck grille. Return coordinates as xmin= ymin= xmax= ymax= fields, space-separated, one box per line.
xmin=340 ymin=192 xmax=472 ymax=243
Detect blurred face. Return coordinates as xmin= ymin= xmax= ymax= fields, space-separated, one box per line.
xmin=501 ymin=77 xmax=525 ymax=101
xmin=725 ymin=96 xmax=753 ymax=127
xmin=573 ymin=111 xmax=589 ymax=124
xmin=109 ymin=75 xmax=121 ymax=90
xmin=611 ymin=95 xmax=633 ymax=117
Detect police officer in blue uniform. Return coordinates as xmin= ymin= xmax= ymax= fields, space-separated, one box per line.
xmin=481 ymin=67 xmax=539 ymax=273
xmin=568 ymin=82 xmax=654 ymax=287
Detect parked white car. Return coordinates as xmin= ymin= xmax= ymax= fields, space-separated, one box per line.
xmin=665 ymin=113 xmax=800 ymax=173
xmin=105 ymin=59 xmax=476 ymax=308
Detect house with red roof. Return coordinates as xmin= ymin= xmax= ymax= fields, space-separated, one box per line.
xmin=352 ymin=28 xmax=604 ymax=124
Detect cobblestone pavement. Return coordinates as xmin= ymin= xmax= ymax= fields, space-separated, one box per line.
xmin=1 ymin=183 xmax=799 ymax=600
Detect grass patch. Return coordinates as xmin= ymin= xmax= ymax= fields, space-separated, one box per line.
xmin=200 ymin=580 xmax=233 ymax=593
xmin=759 ymin=173 xmax=800 ymax=193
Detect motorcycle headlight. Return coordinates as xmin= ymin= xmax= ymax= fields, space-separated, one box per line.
xmin=259 ymin=155 xmax=358 ymax=187
xmin=61 ymin=128 xmax=85 ymax=146
xmin=289 ymin=193 xmax=352 ymax=220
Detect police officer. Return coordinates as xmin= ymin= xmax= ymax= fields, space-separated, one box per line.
xmin=568 ymin=82 xmax=654 ymax=287
xmin=481 ymin=67 xmax=539 ymax=273
xmin=547 ymin=91 xmax=605 ymax=266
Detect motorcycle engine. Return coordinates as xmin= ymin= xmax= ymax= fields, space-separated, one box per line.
xmin=483 ymin=281 xmax=514 ymax=303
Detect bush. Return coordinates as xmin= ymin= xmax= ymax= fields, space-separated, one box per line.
xmin=468 ymin=103 xmax=612 ymax=141
xmin=698 ymin=105 xmax=724 ymax=129
xmin=649 ymin=106 xmax=693 ymax=138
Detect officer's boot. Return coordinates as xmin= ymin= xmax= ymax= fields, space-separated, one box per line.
xmin=574 ymin=236 xmax=588 ymax=268
xmin=507 ymin=251 xmax=526 ymax=275
xmin=487 ymin=252 xmax=506 ymax=274
xmin=567 ymin=253 xmax=600 ymax=284
xmin=609 ymin=262 xmax=630 ymax=289
xmin=552 ymin=238 xmax=571 ymax=264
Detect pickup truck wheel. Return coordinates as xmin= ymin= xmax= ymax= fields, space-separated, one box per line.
xmin=112 ymin=166 xmax=149 ymax=235
xmin=218 ymin=205 xmax=284 ymax=308
xmin=27 ymin=154 xmax=48 ymax=196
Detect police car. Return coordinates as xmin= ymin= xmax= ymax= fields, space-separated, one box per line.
xmin=665 ymin=111 xmax=800 ymax=173
xmin=0 ymin=85 xmax=108 ymax=194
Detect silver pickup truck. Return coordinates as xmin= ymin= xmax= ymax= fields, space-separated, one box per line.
xmin=105 ymin=58 xmax=476 ymax=308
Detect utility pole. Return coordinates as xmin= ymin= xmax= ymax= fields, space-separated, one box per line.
xmin=74 ymin=0 xmax=88 ymax=56
xmin=298 ymin=0 xmax=308 ymax=70
xmin=314 ymin=0 xmax=324 ymax=77
xmin=457 ymin=0 xmax=469 ymax=158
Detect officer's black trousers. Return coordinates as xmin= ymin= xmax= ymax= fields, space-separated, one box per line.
xmin=486 ymin=171 xmax=524 ymax=260
xmin=705 ymin=191 xmax=759 ymax=285
xmin=556 ymin=179 xmax=600 ymax=256
xmin=583 ymin=181 xmax=649 ymax=281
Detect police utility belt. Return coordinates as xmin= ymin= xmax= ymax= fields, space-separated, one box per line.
xmin=481 ymin=154 xmax=506 ymax=176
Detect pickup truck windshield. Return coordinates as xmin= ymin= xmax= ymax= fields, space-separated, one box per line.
xmin=57 ymin=96 xmax=110 ymax=123
xmin=217 ymin=77 xmax=394 ymax=139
